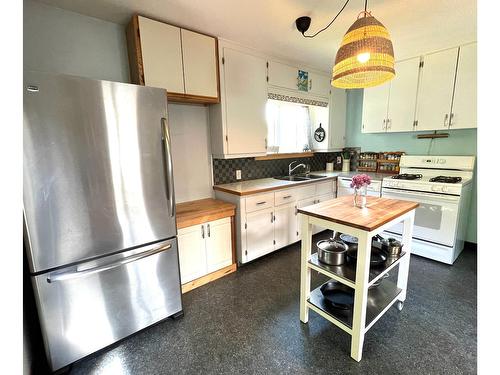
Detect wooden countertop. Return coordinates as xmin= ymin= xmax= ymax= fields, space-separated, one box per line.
xmin=297 ymin=195 xmax=419 ymax=232
xmin=176 ymin=198 xmax=236 ymax=229
xmin=213 ymin=171 xmax=340 ymax=196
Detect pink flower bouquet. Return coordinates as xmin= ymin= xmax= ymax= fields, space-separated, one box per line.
xmin=350 ymin=174 xmax=371 ymax=189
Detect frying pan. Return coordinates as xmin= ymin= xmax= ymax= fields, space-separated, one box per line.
xmin=320 ymin=281 xmax=354 ymax=310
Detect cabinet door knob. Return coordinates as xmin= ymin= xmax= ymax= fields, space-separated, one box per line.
xmin=201 ymin=225 xmax=205 ymax=239
xmin=449 ymin=113 xmax=454 ymax=126
xmin=271 ymin=212 xmax=274 ymax=223
xmin=444 ymin=113 xmax=449 ymax=127
xmin=383 ymin=119 xmax=386 ymax=129
xmin=207 ymin=224 xmax=210 ymax=237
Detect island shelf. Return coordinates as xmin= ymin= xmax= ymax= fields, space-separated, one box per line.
xmin=298 ymin=195 xmax=418 ymax=362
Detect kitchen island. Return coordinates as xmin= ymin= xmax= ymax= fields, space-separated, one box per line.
xmin=298 ymin=196 xmax=418 ymax=361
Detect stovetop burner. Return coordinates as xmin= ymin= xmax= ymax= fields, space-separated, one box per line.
xmin=391 ymin=174 xmax=423 ymax=180
xmin=429 ymin=176 xmax=462 ymax=183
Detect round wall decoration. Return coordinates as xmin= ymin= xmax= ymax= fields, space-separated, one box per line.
xmin=314 ymin=123 xmax=326 ymax=142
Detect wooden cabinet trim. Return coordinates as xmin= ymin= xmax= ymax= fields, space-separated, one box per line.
xmin=126 ymin=15 xmax=145 ymax=85
xmin=181 ymin=264 xmax=237 ymax=294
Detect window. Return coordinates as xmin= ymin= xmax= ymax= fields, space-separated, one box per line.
xmin=266 ymin=99 xmax=329 ymax=153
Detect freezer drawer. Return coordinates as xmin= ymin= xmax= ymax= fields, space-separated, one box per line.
xmin=32 ymin=238 xmax=182 ymax=371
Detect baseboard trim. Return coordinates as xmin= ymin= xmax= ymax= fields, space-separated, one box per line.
xmin=464 ymin=241 xmax=477 ymax=251
xmin=181 ymin=263 xmax=237 ymax=294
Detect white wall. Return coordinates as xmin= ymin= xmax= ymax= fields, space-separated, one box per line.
xmin=168 ymin=103 xmax=213 ymax=202
xmin=23 ymin=0 xmax=130 ymax=82
xmin=23 ymin=0 xmax=214 ymax=203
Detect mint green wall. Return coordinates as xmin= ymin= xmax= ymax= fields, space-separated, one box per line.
xmin=345 ymin=89 xmax=477 ymax=243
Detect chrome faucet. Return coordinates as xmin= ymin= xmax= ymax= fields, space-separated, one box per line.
xmin=289 ymin=161 xmax=306 ymax=176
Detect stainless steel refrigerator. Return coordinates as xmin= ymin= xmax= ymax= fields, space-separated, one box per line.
xmin=23 ymin=71 xmax=183 ymax=371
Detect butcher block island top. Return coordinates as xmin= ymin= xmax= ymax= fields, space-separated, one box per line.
xmin=176 ymin=198 xmax=236 ymax=229
xmin=298 ymin=195 xmax=419 ymax=232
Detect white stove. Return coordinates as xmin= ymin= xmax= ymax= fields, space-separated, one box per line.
xmin=381 ymin=155 xmax=475 ymax=264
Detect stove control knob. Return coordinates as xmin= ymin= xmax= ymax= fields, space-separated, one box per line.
xmin=442 ymin=186 xmax=448 ymax=192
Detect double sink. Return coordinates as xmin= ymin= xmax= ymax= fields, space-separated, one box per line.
xmin=273 ymin=174 xmax=326 ymax=182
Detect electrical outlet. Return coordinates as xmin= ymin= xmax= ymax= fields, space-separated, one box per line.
xmin=236 ymin=170 xmax=242 ymax=180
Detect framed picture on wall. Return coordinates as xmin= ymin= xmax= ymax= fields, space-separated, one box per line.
xmin=297 ymin=70 xmax=308 ymax=91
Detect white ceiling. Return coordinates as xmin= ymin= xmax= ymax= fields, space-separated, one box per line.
xmin=36 ymin=0 xmax=477 ymax=72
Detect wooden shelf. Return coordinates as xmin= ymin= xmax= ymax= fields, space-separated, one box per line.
xmin=377 ymin=159 xmax=400 ymax=163
xmin=254 ymin=152 xmax=314 ymax=161
xmin=308 ymin=251 xmax=407 ymax=287
xmin=357 ymin=167 xmax=377 ymax=172
xmin=308 ymin=279 xmax=402 ymax=330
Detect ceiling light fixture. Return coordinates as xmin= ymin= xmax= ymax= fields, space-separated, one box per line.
xmin=295 ymin=0 xmax=395 ymax=89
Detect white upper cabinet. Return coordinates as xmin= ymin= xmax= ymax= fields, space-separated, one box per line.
xmin=268 ymin=61 xmax=300 ymax=91
xmin=386 ymin=57 xmax=420 ymax=132
xmin=309 ymin=71 xmax=331 ymax=98
xmin=138 ymin=16 xmax=185 ymax=93
xmin=223 ymin=48 xmax=268 ymax=154
xmin=329 ymin=88 xmax=347 ymax=149
xmin=209 ymin=46 xmax=268 ymax=157
xmin=415 ymin=47 xmax=459 ymax=131
xmin=181 ymin=29 xmax=218 ymax=98
xmin=450 ymin=43 xmax=477 ymax=129
xmin=127 ymin=15 xmax=219 ymax=104
xmin=362 ymin=82 xmax=390 ymax=133
xmin=268 ymin=60 xmax=330 ymax=98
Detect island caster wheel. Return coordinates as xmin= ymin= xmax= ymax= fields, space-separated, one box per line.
xmin=396 ymin=301 xmax=404 ymax=311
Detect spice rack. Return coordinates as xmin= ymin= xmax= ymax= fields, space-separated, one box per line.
xmin=357 ymin=152 xmax=378 ymax=172
xmin=376 ymin=152 xmax=405 ymax=174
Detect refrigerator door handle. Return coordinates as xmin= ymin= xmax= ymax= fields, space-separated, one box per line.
xmin=47 ymin=243 xmax=172 ymax=283
xmin=161 ymin=117 xmax=176 ymax=217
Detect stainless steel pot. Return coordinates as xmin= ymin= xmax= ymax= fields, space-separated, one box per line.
xmin=317 ymin=238 xmax=349 ymax=266
xmin=381 ymin=238 xmax=403 ymax=256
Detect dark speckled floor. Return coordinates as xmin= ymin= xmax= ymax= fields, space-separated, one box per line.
xmin=70 ymin=232 xmax=476 ymax=374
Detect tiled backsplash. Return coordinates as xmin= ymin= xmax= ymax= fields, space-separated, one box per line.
xmin=213 ymin=152 xmax=343 ymax=185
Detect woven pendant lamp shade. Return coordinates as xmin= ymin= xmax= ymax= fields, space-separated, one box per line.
xmin=332 ymin=11 xmax=395 ymax=89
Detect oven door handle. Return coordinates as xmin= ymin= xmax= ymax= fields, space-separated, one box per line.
xmin=382 ymin=188 xmax=460 ymax=202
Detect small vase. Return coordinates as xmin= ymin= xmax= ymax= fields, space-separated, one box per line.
xmin=353 ymin=185 xmax=367 ymax=208
xmin=342 ymin=159 xmax=350 ymax=172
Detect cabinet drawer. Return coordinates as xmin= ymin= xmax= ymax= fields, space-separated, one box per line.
xmin=274 ymin=188 xmax=297 ymax=206
xmin=245 ymin=192 xmax=274 ymax=213
xmin=316 ymin=181 xmax=334 ymax=196
xmin=296 ymin=184 xmax=317 ymax=200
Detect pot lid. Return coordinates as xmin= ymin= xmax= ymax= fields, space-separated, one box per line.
xmin=317 ymin=239 xmax=348 ymax=252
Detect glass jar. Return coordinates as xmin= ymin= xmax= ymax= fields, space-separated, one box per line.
xmin=354 ymin=185 xmax=367 ymax=208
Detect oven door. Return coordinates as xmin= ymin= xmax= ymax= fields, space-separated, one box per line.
xmin=382 ymin=188 xmax=460 ymax=247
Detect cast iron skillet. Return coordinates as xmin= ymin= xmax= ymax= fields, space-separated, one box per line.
xmin=320 ymin=281 xmax=354 ymax=310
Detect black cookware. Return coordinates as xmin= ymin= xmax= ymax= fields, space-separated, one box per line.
xmin=320 ymin=281 xmax=354 ymax=310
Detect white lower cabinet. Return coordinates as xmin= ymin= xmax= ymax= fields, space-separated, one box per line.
xmin=205 ymin=218 xmax=233 ymax=273
xmin=296 ymin=197 xmax=317 ymax=239
xmin=177 ymin=224 xmax=207 ymax=284
xmin=178 ymin=217 xmax=232 ymax=284
xmin=274 ymin=203 xmax=298 ymax=249
xmin=312 ymin=193 xmax=335 ymax=234
xmin=245 ymin=207 xmax=275 ymax=262
xmin=215 ymin=178 xmax=338 ymax=264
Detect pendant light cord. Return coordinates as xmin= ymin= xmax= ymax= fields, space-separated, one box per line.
xmin=364 ymin=0 xmax=368 ymax=12
xmin=302 ymin=0 xmax=351 ymax=38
